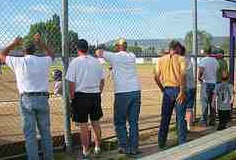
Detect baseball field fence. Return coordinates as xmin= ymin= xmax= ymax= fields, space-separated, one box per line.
xmin=0 ymin=0 xmax=235 ymax=159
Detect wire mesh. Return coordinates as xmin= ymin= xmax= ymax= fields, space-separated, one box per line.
xmin=0 ymin=0 xmax=234 ymax=158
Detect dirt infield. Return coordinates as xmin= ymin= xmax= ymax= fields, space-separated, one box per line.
xmin=0 ymin=64 xmax=165 ymax=145
xmin=1 ymin=63 xmax=231 ymax=146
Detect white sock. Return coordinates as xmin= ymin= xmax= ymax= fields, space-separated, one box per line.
xmin=95 ymin=146 xmax=100 ymax=151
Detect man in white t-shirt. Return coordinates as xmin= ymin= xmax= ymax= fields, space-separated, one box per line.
xmin=0 ymin=34 xmax=54 ymax=160
xmin=96 ymin=38 xmax=141 ymax=155
xmin=66 ymin=39 xmax=105 ymax=158
xmin=198 ymin=48 xmax=218 ymax=127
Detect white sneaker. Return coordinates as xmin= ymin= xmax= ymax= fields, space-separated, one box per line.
xmin=94 ymin=146 xmax=101 ymax=155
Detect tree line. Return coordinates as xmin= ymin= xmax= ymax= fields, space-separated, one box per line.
xmin=23 ymin=14 xmax=78 ymax=56
xmin=21 ymin=14 xmax=231 ymax=57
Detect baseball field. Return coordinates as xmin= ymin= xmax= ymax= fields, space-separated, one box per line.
xmin=0 ymin=62 xmax=203 ymax=147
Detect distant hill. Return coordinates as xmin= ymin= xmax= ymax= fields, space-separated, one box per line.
xmin=211 ymin=36 xmax=229 ymax=47
xmin=104 ymin=36 xmax=228 ymax=50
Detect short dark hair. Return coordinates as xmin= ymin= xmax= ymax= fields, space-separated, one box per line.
xmin=203 ymin=46 xmax=212 ymax=54
xmin=22 ymin=42 xmax=36 ymax=54
xmin=77 ymin=39 xmax=88 ymax=52
xmin=169 ymin=40 xmax=182 ymax=50
xmin=180 ymin=45 xmax=186 ymax=56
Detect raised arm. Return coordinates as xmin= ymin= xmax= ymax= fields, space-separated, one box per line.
xmin=33 ymin=33 xmax=54 ymax=59
xmin=95 ymin=49 xmax=104 ymax=57
xmin=0 ymin=37 xmax=22 ymax=63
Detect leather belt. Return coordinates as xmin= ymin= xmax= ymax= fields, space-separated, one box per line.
xmin=21 ymin=92 xmax=49 ymax=97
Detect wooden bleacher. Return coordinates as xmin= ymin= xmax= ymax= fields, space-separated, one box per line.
xmin=142 ymin=126 xmax=236 ymax=160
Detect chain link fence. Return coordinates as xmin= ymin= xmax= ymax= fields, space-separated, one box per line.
xmin=0 ymin=0 xmax=234 ymax=158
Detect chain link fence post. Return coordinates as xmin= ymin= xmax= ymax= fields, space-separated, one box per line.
xmin=192 ymin=0 xmax=198 ymax=123
xmin=62 ymin=0 xmax=72 ymax=153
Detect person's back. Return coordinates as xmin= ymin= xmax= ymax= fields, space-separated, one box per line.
xmin=199 ymin=57 xmax=218 ymax=83
xmin=96 ymin=38 xmax=141 ymax=154
xmin=154 ymin=40 xmax=187 ymax=148
xmin=215 ymin=81 xmax=233 ymax=130
xmin=157 ymin=53 xmax=186 ymax=87
xmin=9 ymin=55 xmax=51 ymax=93
xmin=216 ymin=82 xmax=233 ymax=111
xmin=198 ymin=55 xmax=219 ymax=127
xmin=109 ymin=51 xmax=140 ymax=92
xmin=0 ymin=35 xmax=54 ymax=160
xmin=68 ymin=55 xmax=104 ymax=93
xmin=66 ymin=39 xmax=105 ymax=157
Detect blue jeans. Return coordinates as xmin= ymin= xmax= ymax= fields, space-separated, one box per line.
xmin=158 ymin=87 xmax=187 ymax=146
xmin=186 ymin=88 xmax=196 ymax=109
xmin=114 ymin=91 xmax=141 ymax=151
xmin=200 ymin=82 xmax=216 ymax=125
xmin=19 ymin=95 xmax=54 ymax=160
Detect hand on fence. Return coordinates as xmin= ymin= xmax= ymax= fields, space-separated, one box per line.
xmin=13 ymin=37 xmax=22 ymax=46
xmin=33 ymin=33 xmax=41 ymax=44
xmin=95 ymin=49 xmax=104 ymax=57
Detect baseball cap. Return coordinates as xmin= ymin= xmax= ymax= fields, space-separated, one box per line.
xmin=22 ymin=40 xmax=36 ymax=54
xmin=77 ymin=39 xmax=88 ymax=51
xmin=115 ymin=38 xmax=127 ymax=46
xmin=212 ymin=48 xmax=224 ymax=55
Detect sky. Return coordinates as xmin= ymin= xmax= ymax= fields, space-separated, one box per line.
xmin=0 ymin=0 xmax=235 ymax=46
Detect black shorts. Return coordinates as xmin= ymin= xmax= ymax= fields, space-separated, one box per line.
xmin=70 ymin=92 xmax=103 ymax=123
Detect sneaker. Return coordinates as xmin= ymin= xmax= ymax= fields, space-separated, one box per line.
xmin=158 ymin=144 xmax=166 ymax=149
xmin=129 ymin=149 xmax=139 ymax=155
xmin=82 ymin=154 xmax=89 ymax=160
xmin=77 ymin=153 xmax=90 ymax=160
xmin=199 ymin=122 xmax=207 ymax=128
xmin=94 ymin=146 xmax=101 ymax=155
xmin=217 ymin=124 xmax=226 ymax=131
xmin=158 ymin=141 xmax=166 ymax=149
xmin=209 ymin=120 xmax=215 ymax=126
xmin=81 ymin=149 xmax=90 ymax=159
xmin=118 ymin=147 xmax=125 ymax=154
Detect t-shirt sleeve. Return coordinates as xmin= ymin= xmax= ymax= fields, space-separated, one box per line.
xmin=5 ymin=56 xmax=19 ymax=71
xmin=65 ymin=61 xmax=76 ymax=82
xmin=198 ymin=58 xmax=205 ymax=67
xmin=154 ymin=58 xmax=161 ymax=75
xmin=180 ymin=57 xmax=187 ymax=74
xmin=103 ymin=51 xmax=116 ymax=63
xmin=45 ymin=56 xmax=53 ymax=67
